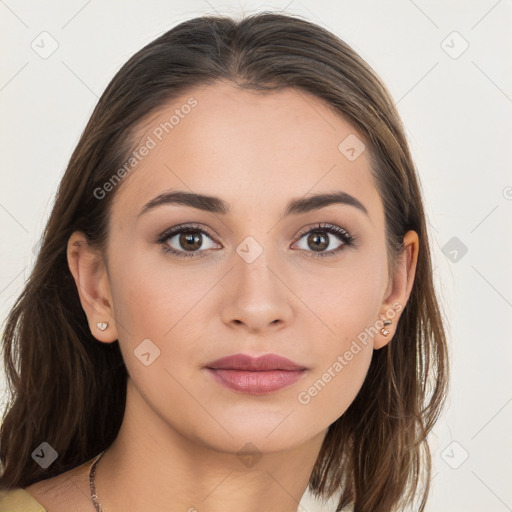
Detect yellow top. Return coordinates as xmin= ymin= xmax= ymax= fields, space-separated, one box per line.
xmin=0 ymin=453 xmax=103 ymax=511
xmin=0 ymin=488 xmax=47 ymax=511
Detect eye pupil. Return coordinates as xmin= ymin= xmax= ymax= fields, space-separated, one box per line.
xmin=180 ymin=232 xmax=202 ymax=251
xmin=308 ymin=231 xmax=328 ymax=251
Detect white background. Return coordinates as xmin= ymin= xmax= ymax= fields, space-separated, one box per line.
xmin=1 ymin=1 xmax=511 ymax=511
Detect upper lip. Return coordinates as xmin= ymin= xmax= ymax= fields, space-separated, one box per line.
xmin=205 ymin=353 xmax=307 ymax=371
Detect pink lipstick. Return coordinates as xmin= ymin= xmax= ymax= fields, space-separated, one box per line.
xmin=204 ymin=353 xmax=308 ymax=394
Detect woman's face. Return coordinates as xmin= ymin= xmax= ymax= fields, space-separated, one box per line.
xmin=82 ymin=81 xmax=410 ymax=454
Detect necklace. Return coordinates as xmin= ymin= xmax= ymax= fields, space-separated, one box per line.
xmin=89 ymin=450 xmax=105 ymax=512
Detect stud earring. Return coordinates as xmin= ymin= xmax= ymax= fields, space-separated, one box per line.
xmin=97 ymin=322 xmax=108 ymax=331
xmin=380 ymin=319 xmax=392 ymax=336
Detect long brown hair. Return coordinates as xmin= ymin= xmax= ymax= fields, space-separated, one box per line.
xmin=0 ymin=11 xmax=448 ymax=511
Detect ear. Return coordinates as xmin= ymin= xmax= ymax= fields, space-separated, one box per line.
xmin=374 ymin=230 xmax=419 ymax=350
xmin=67 ymin=231 xmax=118 ymax=343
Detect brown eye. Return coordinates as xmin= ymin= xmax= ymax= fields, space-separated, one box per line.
xmin=293 ymin=223 xmax=354 ymax=258
xmin=178 ymin=231 xmax=203 ymax=251
xmin=306 ymin=231 xmax=330 ymax=252
xmin=157 ymin=224 xmax=221 ymax=258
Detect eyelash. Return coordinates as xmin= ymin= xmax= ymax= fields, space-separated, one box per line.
xmin=156 ymin=222 xmax=356 ymax=259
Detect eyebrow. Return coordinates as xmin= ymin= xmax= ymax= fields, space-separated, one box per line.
xmin=137 ymin=190 xmax=369 ymax=218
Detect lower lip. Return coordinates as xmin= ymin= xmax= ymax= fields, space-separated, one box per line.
xmin=205 ymin=368 xmax=307 ymax=394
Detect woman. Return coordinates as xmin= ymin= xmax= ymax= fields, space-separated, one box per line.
xmin=0 ymin=11 xmax=448 ymax=512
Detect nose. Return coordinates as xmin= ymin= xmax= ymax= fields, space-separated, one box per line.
xmin=220 ymin=247 xmax=294 ymax=334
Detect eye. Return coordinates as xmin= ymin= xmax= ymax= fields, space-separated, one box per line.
xmin=156 ymin=224 xmax=221 ymax=258
xmin=156 ymin=222 xmax=355 ymax=259
xmin=292 ymin=223 xmax=355 ymax=258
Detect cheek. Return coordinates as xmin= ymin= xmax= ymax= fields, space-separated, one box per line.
xmin=292 ymin=254 xmax=385 ymax=422
xmin=108 ymin=246 xmax=204 ymax=340
xmin=107 ymin=248 xmax=215 ymax=389
xmin=106 ymin=252 xmax=203 ymax=410
xmin=296 ymin=345 xmax=373 ymax=432
xmin=294 ymin=248 xmax=386 ymax=342
xmin=294 ymin=278 xmax=378 ymax=425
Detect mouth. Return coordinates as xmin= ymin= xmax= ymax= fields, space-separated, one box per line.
xmin=204 ymin=353 xmax=308 ymax=395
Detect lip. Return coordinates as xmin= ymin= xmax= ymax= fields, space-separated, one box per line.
xmin=204 ymin=353 xmax=308 ymax=395
xmin=205 ymin=353 xmax=306 ymax=371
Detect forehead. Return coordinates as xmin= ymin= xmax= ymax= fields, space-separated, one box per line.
xmin=110 ymin=80 xmax=382 ymax=224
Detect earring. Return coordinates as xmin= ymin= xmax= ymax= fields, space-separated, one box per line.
xmin=380 ymin=319 xmax=392 ymax=336
xmin=97 ymin=322 xmax=108 ymax=331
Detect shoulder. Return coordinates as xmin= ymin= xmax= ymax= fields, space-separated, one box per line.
xmin=0 ymin=487 xmax=46 ymax=511
xmin=17 ymin=461 xmax=94 ymax=512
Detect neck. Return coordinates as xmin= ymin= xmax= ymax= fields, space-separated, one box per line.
xmin=94 ymin=378 xmax=326 ymax=512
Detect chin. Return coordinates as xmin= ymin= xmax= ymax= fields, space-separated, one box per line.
xmin=194 ymin=420 xmax=318 ymax=455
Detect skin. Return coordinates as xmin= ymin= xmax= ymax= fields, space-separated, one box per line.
xmin=25 ymin=81 xmax=418 ymax=512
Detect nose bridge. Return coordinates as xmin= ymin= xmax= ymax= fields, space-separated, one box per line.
xmin=221 ymin=230 xmax=294 ymax=331
xmin=235 ymin=231 xmax=281 ymax=296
